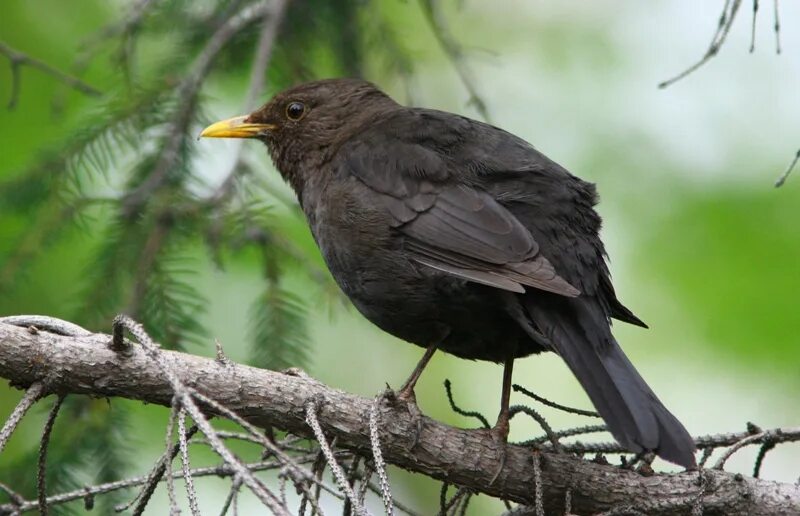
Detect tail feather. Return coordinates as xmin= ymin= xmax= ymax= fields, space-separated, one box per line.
xmin=520 ymin=296 xmax=696 ymax=468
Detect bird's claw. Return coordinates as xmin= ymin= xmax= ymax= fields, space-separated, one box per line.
xmin=475 ymin=423 xmax=509 ymax=485
xmin=379 ymin=386 xmax=425 ymax=449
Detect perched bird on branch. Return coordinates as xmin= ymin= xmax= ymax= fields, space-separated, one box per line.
xmin=201 ymin=78 xmax=696 ymax=468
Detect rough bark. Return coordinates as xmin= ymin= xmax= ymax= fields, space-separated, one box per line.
xmin=0 ymin=321 xmax=798 ymax=515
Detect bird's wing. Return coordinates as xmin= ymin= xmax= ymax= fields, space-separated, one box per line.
xmin=338 ymin=137 xmax=580 ymax=297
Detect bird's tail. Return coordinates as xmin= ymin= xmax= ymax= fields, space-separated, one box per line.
xmin=521 ymin=296 xmax=696 ymax=468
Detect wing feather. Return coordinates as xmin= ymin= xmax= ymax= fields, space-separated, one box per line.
xmin=339 ymin=129 xmax=580 ymax=298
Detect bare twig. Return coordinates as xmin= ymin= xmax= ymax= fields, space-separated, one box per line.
xmin=359 ymin=480 xmax=423 ymax=516
xmin=0 ymin=481 xmax=25 ymax=512
xmin=773 ymin=0 xmax=782 ymax=53
xmin=512 ymin=384 xmax=600 ymax=418
xmin=305 ymin=398 xmax=365 ymax=515
xmin=698 ymin=447 xmax=714 ymax=468
xmin=370 ymin=396 xmax=394 ymax=516
xmin=659 ymin=0 xmax=744 ymax=88
xmin=37 ymin=395 xmax=65 ymax=516
xmin=113 ymin=315 xmax=291 ymax=515
xmin=444 ymin=379 xmax=490 ymax=429
xmin=0 ymin=382 xmax=45 ymax=454
xmin=0 ymin=41 xmax=101 ymax=109
xmin=178 ymin=408 xmax=201 ymax=516
xmin=532 ymin=452 xmax=544 ymax=516
xmin=2 ymin=459 xmax=287 ymax=514
xmin=749 ymin=0 xmax=759 ymax=52
xmin=524 ymin=424 xmax=607 ymax=447
xmin=774 ymin=148 xmax=800 ymax=187
xmin=120 ymin=417 xmax=198 ymax=514
xmin=439 ymin=487 xmax=468 ymax=516
xmin=509 ymin=405 xmax=562 ymax=452
xmin=713 ymin=427 xmax=800 ymax=470
xmin=218 ymin=475 xmax=243 ymax=516
xmin=153 ymin=399 xmax=180 ymax=516
xmin=753 ymin=439 xmax=777 ymax=478
xmin=418 ymin=0 xmax=491 ymax=121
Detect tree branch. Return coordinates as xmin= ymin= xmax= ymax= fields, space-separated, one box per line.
xmin=0 ymin=320 xmax=798 ymax=515
xmin=0 ymin=41 xmax=101 ymax=109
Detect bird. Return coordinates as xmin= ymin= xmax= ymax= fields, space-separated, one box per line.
xmin=201 ymin=78 xmax=696 ymax=468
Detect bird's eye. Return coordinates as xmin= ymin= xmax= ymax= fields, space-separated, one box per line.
xmin=286 ymin=101 xmax=306 ymax=121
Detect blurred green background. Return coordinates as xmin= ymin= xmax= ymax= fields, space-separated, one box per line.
xmin=1 ymin=1 xmax=798 ymax=514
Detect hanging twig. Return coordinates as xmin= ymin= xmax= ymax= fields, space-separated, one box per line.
xmin=659 ymin=0 xmax=744 ymax=88
xmin=305 ymin=397 xmax=365 ymax=515
xmin=774 ymin=148 xmax=800 ymax=187
xmin=36 ymin=395 xmax=65 ymax=516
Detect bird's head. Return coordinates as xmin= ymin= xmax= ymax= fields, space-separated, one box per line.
xmin=201 ymin=78 xmax=398 ymax=187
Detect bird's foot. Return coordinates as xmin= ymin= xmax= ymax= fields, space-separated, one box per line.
xmin=381 ymin=386 xmax=425 ymax=449
xmin=480 ymin=417 xmax=510 ymax=485
xmin=395 ymin=382 xmax=417 ymax=404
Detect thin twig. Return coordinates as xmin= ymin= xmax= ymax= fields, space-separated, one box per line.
xmin=0 ymin=41 xmax=101 ymax=109
xmin=532 ymin=452 xmax=544 ymax=516
xmin=37 ymin=395 xmax=65 ymax=516
xmin=1 ymin=459 xmax=288 ymax=514
xmin=444 ymin=379 xmax=490 ymax=429
xmin=121 ymin=416 xmax=198 ymax=514
xmin=698 ymin=447 xmax=714 ymax=468
xmin=218 ymin=475 xmax=243 ymax=516
xmin=178 ymin=408 xmax=201 ymax=516
xmin=0 ymin=382 xmax=45 ymax=454
xmin=753 ymin=440 xmax=776 ymax=478
xmin=113 ymin=315 xmax=290 ymax=514
xmin=774 ymin=148 xmax=800 ymax=187
xmin=659 ymin=0 xmax=744 ymax=88
xmin=773 ymin=0 xmax=782 ymax=53
xmin=189 ymin=389 xmax=339 ymax=501
xmin=0 ymin=481 xmax=25 ymax=511
xmin=439 ymin=487 xmax=468 ymax=516
xmin=418 ymin=0 xmax=491 ymax=121
xmin=162 ymin=398 xmax=180 ymax=516
xmin=553 ymin=424 xmax=800 ymax=456
xmin=370 ymin=396 xmax=394 ymax=515
xmin=750 ymin=0 xmax=759 ymax=52
xmin=342 ymin=456 xmax=362 ymax=516
xmin=713 ymin=427 xmax=800 ymax=470
xmin=509 ymin=405 xmax=562 ymax=452
xmin=512 ymin=384 xmax=600 ymax=418
xmin=524 ymin=424 xmax=607 ymax=446
xmin=305 ymin=398 xmax=365 ymax=515
xmin=564 ymin=487 xmax=572 ymax=516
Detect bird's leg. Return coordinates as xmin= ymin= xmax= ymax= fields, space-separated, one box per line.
xmin=386 ymin=342 xmax=438 ymax=450
xmin=489 ymin=356 xmax=514 ymax=484
xmin=493 ymin=355 xmax=514 ymax=440
xmin=396 ymin=342 xmax=438 ymax=403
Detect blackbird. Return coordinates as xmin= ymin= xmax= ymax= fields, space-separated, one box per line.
xmin=201 ymin=78 xmax=696 ymax=468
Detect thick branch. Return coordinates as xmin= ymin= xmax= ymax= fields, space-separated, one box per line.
xmin=0 ymin=321 xmax=798 ymax=515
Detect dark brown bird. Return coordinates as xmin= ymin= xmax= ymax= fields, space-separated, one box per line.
xmin=201 ymin=78 xmax=696 ymax=468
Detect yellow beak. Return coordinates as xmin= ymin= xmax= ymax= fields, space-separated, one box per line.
xmin=199 ymin=115 xmax=276 ymax=139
